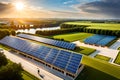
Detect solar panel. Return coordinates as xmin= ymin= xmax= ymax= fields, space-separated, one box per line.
xmin=17 ymin=34 xmax=76 ymax=50
xmin=84 ymin=34 xmax=116 ymax=46
xmin=96 ymin=36 xmax=116 ymax=46
xmin=0 ymin=36 xmax=82 ymax=74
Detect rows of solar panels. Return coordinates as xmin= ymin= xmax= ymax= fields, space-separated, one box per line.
xmin=0 ymin=36 xmax=82 ymax=74
xmin=84 ymin=34 xmax=116 ymax=46
xmin=17 ymin=34 xmax=76 ymax=50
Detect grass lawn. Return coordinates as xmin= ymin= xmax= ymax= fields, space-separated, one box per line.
xmin=65 ymin=22 xmax=120 ymax=30
xmin=114 ymin=51 xmax=120 ymax=65
xmin=95 ymin=54 xmax=111 ymax=61
xmin=81 ymin=56 xmax=120 ymax=79
xmin=22 ymin=71 xmax=40 ymax=80
xmin=74 ymin=46 xmax=96 ymax=55
xmin=52 ymin=32 xmax=93 ymax=42
xmin=76 ymin=66 xmax=119 ymax=80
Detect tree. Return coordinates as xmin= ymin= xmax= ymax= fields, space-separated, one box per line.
xmin=0 ymin=30 xmax=10 ymax=39
xmin=11 ymin=30 xmax=16 ymax=36
xmin=0 ymin=63 xmax=23 ymax=80
xmin=0 ymin=52 xmax=8 ymax=67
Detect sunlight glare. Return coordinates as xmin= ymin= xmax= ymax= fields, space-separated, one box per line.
xmin=15 ymin=2 xmax=24 ymax=11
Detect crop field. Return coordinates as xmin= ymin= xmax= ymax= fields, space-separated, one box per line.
xmin=53 ymin=32 xmax=93 ymax=42
xmin=65 ymin=22 xmax=120 ymax=30
xmin=95 ymin=54 xmax=111 ymax=61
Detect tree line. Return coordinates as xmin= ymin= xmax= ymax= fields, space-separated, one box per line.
xmin=36 ymin=24 xmax=120 ymax=37
xmin=0 ymin=30 xmax=16 ymax=39
xmin=60 ymin=24 xmax=88 ymax=29
xmin=36 ymin=27 xmax=80 ymax=36
xmin=9 ymin=20 xmax=63 ymax=30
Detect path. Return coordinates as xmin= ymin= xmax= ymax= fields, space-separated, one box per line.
xmin=73 ymin=41 xmax=119 ymax=63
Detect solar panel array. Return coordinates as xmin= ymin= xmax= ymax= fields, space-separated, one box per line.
xmin=0 ymin=36 xmax=82 ymax=74
xmin=17 ymin=34 xmax=76 ymax=50
xmin=84 ymin=34 xmax=116 ymax=46
xmin=96 ymin=36 xmax=117 ymax=46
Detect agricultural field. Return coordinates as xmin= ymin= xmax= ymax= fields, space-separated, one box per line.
xmin=53 ymin=32 xmax=93 ymax=42
xmin=65 ymin=22 xmax=120 ymax=30
xmin=95 ymin=54 xmax=111 ymax=61
xmin=114 ymin=51 xmax=120 ymax=65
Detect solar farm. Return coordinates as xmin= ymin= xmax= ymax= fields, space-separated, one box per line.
xmin=17 ymin=34 xmax=76 ymax=50
xmin=84 ymin=34 xmax=116 ymax=46
xmin=0 ymin=21 xmax=120 ymax=80
xmin=0 ymin=36 xmax=84 ymax=78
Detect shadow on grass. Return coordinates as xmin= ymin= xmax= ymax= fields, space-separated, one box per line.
xmin=75 ymin=66 xmax=119 ymax=80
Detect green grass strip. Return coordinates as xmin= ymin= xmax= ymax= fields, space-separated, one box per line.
xmin=95 ymin=54 xmax=111 ymax=61
xmin=22 ymin=71 xmax=40 ymax=80
xmin=74 ymin=46 xmax=96 ymax=55
xmin=114 ymin=51 xmax=120 ymax=65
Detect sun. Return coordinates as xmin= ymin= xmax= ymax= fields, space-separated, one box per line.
xmin=15 ymin=2 xmax=24 ymax=10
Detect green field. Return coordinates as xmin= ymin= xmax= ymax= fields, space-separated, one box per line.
xmin=76 ymin=66 xmax=119 ymax=80
xmin=65 ymin=22 xmax=120 ymax=30
xmin=22 ymin=71 xmax=40 ymax=80
xmin=74 ymin=46 xmax=96 ymax=55
xmin=53 ymin=32 xmax=93 ymax=42
xmin=80 ymin=56 xmax=120 ymax=80
xmin=114 ymin=52 xmax=120 ymax=65
xmin=95 ymin=54 xmax=111 ymax=61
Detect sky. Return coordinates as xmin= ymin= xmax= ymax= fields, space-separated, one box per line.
xmin=0 ymin=0 xmax=119 ymax=19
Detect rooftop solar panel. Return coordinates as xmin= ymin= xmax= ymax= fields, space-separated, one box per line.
xmin=17 ymin=34 xmax=76 ymax=50
xmin=0 ymin=36 xmax=82 ymax=74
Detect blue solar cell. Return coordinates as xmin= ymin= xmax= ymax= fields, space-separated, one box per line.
xmin=66 ymin=66 xmax=77 ymax=73
xmin=46 ymin=58 xmax=53 ymax=63
xmin=96 ymin=36 xmax=116 ymax=46
xmin=17 ymin=34 xmax=76 ymax=50
xmin=0 ymin=36 xmax=82 ymax=74
xmin=84 ymin=34 xmax=116 ymax=46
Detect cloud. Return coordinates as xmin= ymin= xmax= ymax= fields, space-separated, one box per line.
xmin=0 ymin=2 xmax=14 ymax=13
xmin=0 ymin=1 xmax=82 ymax=18
xmin=74 ymin=0 xmax=120 ymax=18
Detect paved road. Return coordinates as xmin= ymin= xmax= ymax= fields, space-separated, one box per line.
xmin=73 ymin=41 xmax=119 ymax=63
xmin=4 ymin=50 xmax=65 ymax=80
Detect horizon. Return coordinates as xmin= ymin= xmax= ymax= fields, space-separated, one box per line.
xmin=0 ymin=0 xmax=119 ymax=19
